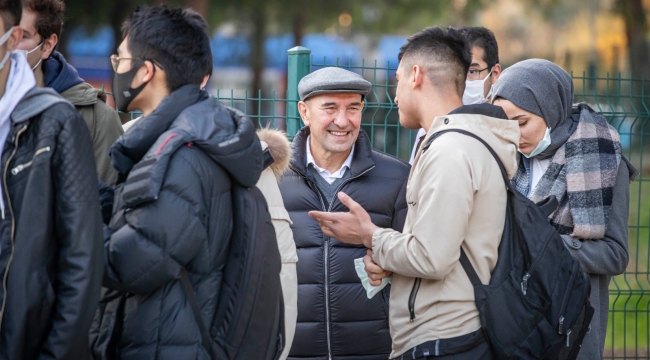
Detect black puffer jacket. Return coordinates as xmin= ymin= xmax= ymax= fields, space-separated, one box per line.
xmin=96 ymin=85 xmax=262 ymax=360
xmin=280 ymin=127 xmax=409 ymax=360
xmin=0 ymin=87 xmax=103 ymax=359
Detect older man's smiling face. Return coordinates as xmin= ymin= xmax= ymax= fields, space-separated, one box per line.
xmin=300 ymin=93 xmax=364 ymax=159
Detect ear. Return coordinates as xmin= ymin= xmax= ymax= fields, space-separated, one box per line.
xmin=141 ymin=60 xmax=156 ymax=83
xmin=298 ymin=101 xmax=310 ymax=126
xmin=41 ymin=33 xmax=58 ymax=59
xmin=200 ymin=74 xmax=210 ymax=89
xmin=411 ymin=64 xmax=424 ymax=89
xmin=491 ymin=63 xmax=502 ymax=84
xmin=6 ymin=27 xmax=22 ymax=51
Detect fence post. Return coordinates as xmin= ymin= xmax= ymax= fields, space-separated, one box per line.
xmin=287 ymin=46 xmax=311 ymax=139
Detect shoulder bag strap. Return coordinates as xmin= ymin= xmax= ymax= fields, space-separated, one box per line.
xmin=180 ymin=268 xmax=216 ymax=359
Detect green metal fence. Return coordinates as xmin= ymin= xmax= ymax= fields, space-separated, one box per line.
xmin=221 ymin=47 xmax=650 ymax=359
xmin=115 ymin=46 xmax=650 ymax=359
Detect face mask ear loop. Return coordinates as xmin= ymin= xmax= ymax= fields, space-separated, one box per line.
xmin=0 ymin=27 xmax=18 ymax=71
xmin=32 ymin=58 xmax=42 ymax=71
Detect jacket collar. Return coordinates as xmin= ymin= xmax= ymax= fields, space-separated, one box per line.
xmin=290 ymin=126 xmax=375 ymax=178
xmin=110 ymin=84 xmax=207 ymax=180
xmin=42 ymin=51 xmax=84 ymax=93
xmin=423 ymin=103 xmax=521 ymax=179
xmin=11 ymin=87 xmax=67 ymax=125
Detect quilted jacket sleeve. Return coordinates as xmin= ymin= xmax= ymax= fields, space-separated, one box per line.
xmin=104 ymin=148 xmax=216 ymax=294
xmin=40 ymin=104 xmax=104 ymax=360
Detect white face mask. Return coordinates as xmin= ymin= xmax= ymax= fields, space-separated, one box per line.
xmin=15 ymin=42 xmax=44 ymax=70
xmin=0 ymin=26 xmax=18 ymax=71
xmin=462 ymin=69 xmax=492 ymax=105
xmin=522 ymin=126 xmax=552 ymax=158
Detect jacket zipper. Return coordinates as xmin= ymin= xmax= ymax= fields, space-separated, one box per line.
xmin=295 ymin=165 xmax=375 ymax=360
xmin=11 ymin=146 xmax=51 ymax=175
xmin=0 ymin=125 xmax=28 ymax=332
xmin=408 ymin=277 xmax=422 ymax=321
xmin=519 ymin=231 xmax=555 ymax=298
xmin=557 ymin=260 xmax=581 ymax=334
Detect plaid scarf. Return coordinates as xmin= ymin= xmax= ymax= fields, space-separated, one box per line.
xmin=511 ymin=103 xmax=623 ymax=239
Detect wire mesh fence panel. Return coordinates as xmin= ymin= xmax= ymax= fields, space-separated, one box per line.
xmin=571 ymin=73 xmax=650 ymax=360
xmin=105 ymin=58 xmax=649 ymax=359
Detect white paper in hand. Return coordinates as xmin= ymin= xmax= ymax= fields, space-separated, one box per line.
xmin=354 ymin=257 xmax=392 ymax=299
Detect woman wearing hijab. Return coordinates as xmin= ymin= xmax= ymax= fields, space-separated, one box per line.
xmin=491 ymin=59 xmax=638 ymax=360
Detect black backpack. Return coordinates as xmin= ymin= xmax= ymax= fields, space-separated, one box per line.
xmin=181 ymin=159 xmax=285 ymax=360
xmin=92 ymin=151 xmax=285 ymax=360
xmin=424 ymin=129 xmax=594 ymax=360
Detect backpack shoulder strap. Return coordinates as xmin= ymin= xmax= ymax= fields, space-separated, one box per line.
xmin=422 ymin=129 xmax=510 ymax=190
xmin=459 ymin=249 xmax=482 ymax=287
xmin=424 ymin=129 xmax=511 ymax=287
xmin=180 ymin=268 xmax=216 ymax=359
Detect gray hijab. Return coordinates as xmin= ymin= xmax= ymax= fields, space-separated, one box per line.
xmin=491 ymin=59 xmax=578 ymax=160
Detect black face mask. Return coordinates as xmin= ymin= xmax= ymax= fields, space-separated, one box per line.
xmin=112 ymin=63 xmax=152 ymax=112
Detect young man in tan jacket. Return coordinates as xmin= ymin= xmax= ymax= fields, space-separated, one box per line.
xmin=309 ymin=27 xmax=520 ymax=360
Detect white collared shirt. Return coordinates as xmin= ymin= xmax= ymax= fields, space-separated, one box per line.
xmin=306 ymin=135 xmax=355 ymax=184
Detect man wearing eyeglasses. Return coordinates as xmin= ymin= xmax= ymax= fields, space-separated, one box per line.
xmin=94 ymin=6 xmax=265 ymax=359
xmin=15 ymin=0 xmax=123 ymax=185
xmin=408 ymin=26 xmax=501 ymax=164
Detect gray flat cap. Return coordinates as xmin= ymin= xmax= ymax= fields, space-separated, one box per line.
xmin=298 ymin=67 xmax=372 ymax=101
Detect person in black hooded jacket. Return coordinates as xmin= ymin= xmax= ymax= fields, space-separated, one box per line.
xmin=91 ymin=6 xmax=262 ymax=359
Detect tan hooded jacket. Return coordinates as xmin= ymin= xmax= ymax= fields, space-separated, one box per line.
xmin=256 ymin=128 xmax=298 ymax=360
xmin=372 ymin=113 xmax=520 ymax=358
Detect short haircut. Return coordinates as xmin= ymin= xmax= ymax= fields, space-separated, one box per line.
xmin=185 ymin=8 xmax=213 ymax=79
xmin=23 ymin=0 xmax=65 ymax=40
xmin=0 ymin=0 xmax=21 ymax=31
xmin=459 ymin=26 xmax=499 ymax=69
xmin=398 ymin=26 xmax=470 ymax=97
xmin=122 ymin=5 xmax=212 ymax=92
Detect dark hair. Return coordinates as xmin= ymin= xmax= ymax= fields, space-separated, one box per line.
xmin=459 ymin=26 xmax=499 ymax=69
xmin=398 ymin=26 xmax=471 ymax=97
xmin=122 ymin=5 xmax=212 ymax=92
xmin=23 ymin=0 xmax=65 ymax=40
xmin=185 ymin=8 xmax=213 ymax=79
xmin=0 ymin=0 xmax=21 ymax=31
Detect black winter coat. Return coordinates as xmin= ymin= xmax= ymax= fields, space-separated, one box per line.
xmin=94 ymin=85 xmax=263 ymax=360
xmin=0 ymin=88 xmax=103 ymax=359
xmin=280 ymin=127 xmax=409 ymax=360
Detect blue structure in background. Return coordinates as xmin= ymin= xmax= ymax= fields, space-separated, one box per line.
xmin=66 ymin=27 xmax=114 ymax=81
xmin=303 ymin=34 xmax=361 ymax=69
xmin=377 ymin=35 xmax=406 ymax=75
xmin=65 ymin=26 xmax=392 ymax=81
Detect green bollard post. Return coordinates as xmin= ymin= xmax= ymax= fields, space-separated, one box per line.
xmin=286 ymin=46 xmax=311 ymax=140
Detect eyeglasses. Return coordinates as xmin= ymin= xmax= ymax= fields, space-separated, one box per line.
xmin=467 ymin=67 xmax=491 ymax=81
xmin=110 ymin=54 xmax=143 ymax=72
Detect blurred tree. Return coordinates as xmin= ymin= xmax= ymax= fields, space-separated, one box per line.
xmin=615 ymin=0 xmax=650 ymax=82
xmin=185 ymin=0 xmax=208 ymax=17
xmin=63 ymin=0 xmax=154 ymax=58
xmin=521 ymin=0 xmax=650 ymax=81
xmin=210 ymin=0 xmax=355 ymax=126
xmin=348 ymin=0 xmax=484 ymax=34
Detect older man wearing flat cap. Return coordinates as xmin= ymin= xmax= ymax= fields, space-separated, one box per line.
xmin=279 ymin=67 xmax=410 ymax=360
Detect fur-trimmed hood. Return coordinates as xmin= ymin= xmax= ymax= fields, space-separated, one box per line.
xmin=258 ymin=127 xmax=292 ymax=180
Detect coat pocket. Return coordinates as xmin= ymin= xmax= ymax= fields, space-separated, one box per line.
xmin=11 ymin=146 xmax=51 ymax=175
